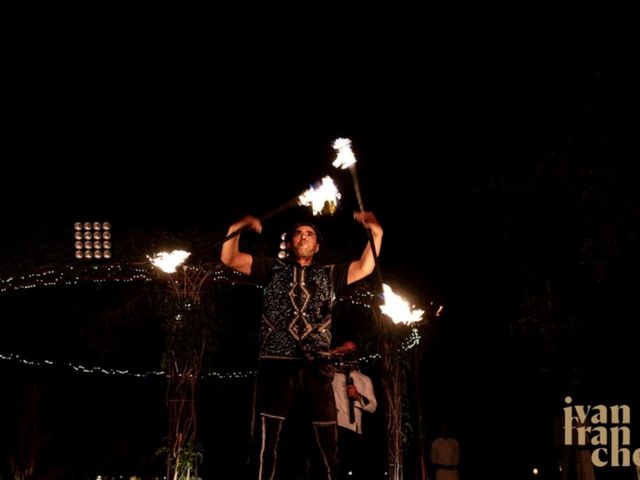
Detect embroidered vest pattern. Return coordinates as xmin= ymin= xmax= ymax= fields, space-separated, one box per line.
xmin=259 ymin=261 xmax=336 ymax=360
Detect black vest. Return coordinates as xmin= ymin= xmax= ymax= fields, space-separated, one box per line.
xmin=259 ymin=260 xmax=338 ymax=360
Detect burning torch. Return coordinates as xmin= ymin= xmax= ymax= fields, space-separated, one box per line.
xmin=210 ymin=175 xmax=341 ymax=250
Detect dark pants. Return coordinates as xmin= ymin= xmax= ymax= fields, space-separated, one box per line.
xmin=252 ymin=360 xmax=337 ymax=480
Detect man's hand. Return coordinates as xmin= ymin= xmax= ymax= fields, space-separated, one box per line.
xmin=331 ymin=341 xmax=357 ymax=356
xmin=354 ymin=211 xmax=381 ymax=231
xmin=347 ymin=210 xmax=383 ymax=285
xmin=347 ymin=384 xmax=360 ymax=401
xmin=231 ymin=215 xmax=263 ymax=234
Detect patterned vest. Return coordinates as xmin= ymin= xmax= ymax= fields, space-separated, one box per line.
xmin=259 ymin=259 xmax=340 ymax=360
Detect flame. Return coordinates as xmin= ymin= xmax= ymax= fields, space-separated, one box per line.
xmin=331 ymin=137 xmax=357 ymax=169
xmin=147 ymin=250 xmax=191 ymax=273
xmin=297 ymin=176 xmax=341 ymax=215
xmin=380 ymin=284 xmax=425 ymax=324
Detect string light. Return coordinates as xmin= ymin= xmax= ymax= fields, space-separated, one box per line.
xmin=0 ymin=352 xmax=256 ymax=380
xmin=1 ymin=265 xmax=425 ymax=381
xmin=0 ymin=348 xmax=402 ymax=378
xmin=400 ymin=328 xmax=421 ymax=350
xmin=0 ymin=342 xmax=418 ymax=379
xmin=0 ymin=264 xmax=252 ymax=294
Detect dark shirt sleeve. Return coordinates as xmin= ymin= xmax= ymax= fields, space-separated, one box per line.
xmin=249 ymin=256 xmax=277 ymax=285
xmin=332 ymin=262 xmax=350 ymax=294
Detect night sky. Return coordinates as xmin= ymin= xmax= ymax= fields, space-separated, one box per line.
xmin=1 ymin=8 xmax=638 ymax=480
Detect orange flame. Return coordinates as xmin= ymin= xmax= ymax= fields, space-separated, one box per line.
xmin=380 ymin=284 xmax=425 ymax=324
xmin=297 ymin=176 xmax=341 ymax=215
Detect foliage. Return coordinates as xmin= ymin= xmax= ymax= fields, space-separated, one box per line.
xmin=156 ymin=440 xmax=203 ymax=480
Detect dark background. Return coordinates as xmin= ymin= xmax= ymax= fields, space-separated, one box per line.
xmin=1 ymin=6 xmax=638 ymax=480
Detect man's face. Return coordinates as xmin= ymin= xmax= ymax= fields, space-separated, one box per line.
xmin=290 ymin=226 xmax=319 ymax=259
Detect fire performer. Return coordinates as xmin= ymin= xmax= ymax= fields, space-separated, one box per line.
xmin=221 ymin=211 xmax=382 ymax=480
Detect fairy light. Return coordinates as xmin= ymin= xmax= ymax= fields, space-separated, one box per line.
xmin=0 ymin=348 xmax=397 ymax=377
xmin=0 ymin=335 xmax=417 ymax=378
xmin=1 ymin=269 xmax=427 ymax=379
xmin=1 ymin=274 xmax=424 ymax=354
xmin=0 ymin=351 xmax=257 ymax=379
xmin=0 ymin=264 xmax=254 ymax=294
xmin=400 ymin=328 xmax=421 ymax=350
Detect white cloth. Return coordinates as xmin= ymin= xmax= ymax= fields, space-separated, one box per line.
xmin=332 ymin=370 xmax=377 ymax=433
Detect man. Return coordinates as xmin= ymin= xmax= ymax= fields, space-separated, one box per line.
xmin=221 ymin=212 xmax=382 ymax=480
xmin=430 ymin=422 xmax=460 ymax=480
xmin=332 ymin=342 xmax=378 ymax=479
